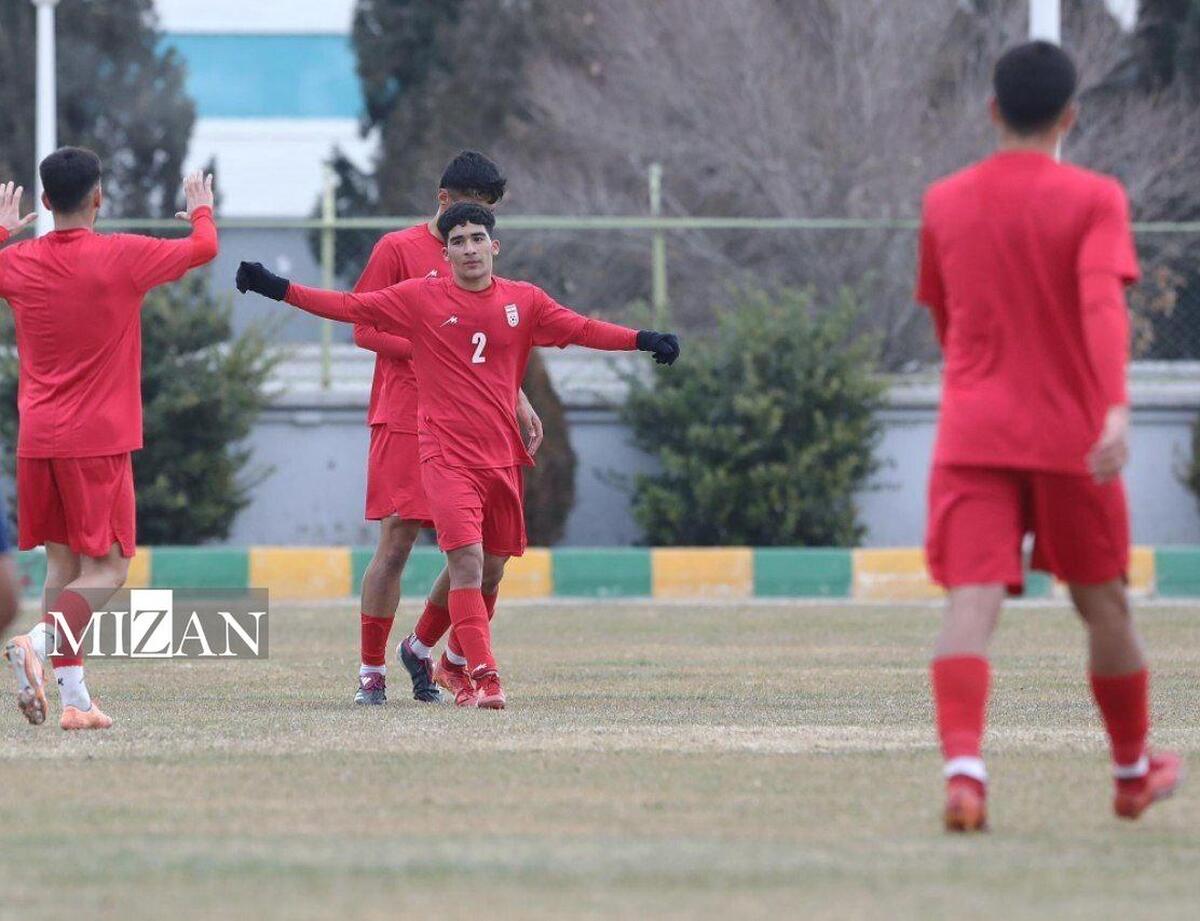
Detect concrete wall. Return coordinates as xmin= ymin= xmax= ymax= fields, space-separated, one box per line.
xmin=227 ymin=350 xmax=1200 ymax=547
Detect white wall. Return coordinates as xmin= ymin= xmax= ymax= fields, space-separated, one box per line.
xmin=155 ymin=0 xmax=356 ymax=33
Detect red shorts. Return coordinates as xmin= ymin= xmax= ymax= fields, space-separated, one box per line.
xmin=420 ymin=457 xmax=526 ymax=557
xmin=926 ymin=464 xmax=1130 ymax=594
xmin=17 ymin=454 xmax=136 ymax=558
xmin=364 ymin=425 xmax=432 ymax=523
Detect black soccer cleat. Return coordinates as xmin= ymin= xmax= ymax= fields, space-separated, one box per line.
xmin=399 ymin=636 xmax=443 ymax=703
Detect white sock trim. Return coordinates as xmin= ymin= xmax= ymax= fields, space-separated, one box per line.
xmin=407 ymin=635 xmax=433 ymax=659
xmin=360 ymin=665 xmax=386 ymax=676
xmin=1113 ymin=755 xmax=1150 ymax=780
xmin=944 ymin=756 xmax=988 ymax=784
xmin=444 ymin=648 xmax=467 ymax=667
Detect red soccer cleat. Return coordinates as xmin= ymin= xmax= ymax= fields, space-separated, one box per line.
xmin=433 ymin=655 xmax=477 ymax=708
xmin=1113 ymin=751 xmax=1185 ymax=820
xmin=472 ymin=667 xmax=506 ymax=710
xmin=944 ymin=776 xmax=988 ymax=832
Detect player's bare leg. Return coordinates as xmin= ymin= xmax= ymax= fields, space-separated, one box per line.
xmin=444 ymin=544 xmax=506 ymax=709
xmin=356 ymin=516 xmax=422 ymax=704
xmin=932 ymin=584 xmax=1004 ymax=832
xmin=5 ymin=542 xmax=79 ymax=725
xmin=0 ymin=555 xmax=20 ymax=641
xmin=1071 ymin=580 xmax=1183 ymax=819
xmin=50 ymin=544 xmax=128 ymax=730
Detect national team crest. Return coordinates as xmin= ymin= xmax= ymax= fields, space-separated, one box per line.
xmin=505 ymin=303 xmax=520 ymax=327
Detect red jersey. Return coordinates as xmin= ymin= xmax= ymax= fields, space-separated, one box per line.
xmin=915 ymin=151 xmax=1139 ymax=475
xmin=0 ymin=209 xmax=219 ymax=458
xmin=353 ymin=224 xmax=447 ymax=433
xmin=287 ymin=275 xmax=638 ymax=468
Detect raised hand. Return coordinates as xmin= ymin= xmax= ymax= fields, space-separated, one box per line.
xmin=636 ymin=330 xmax=681 ymax=366
xmin=175 ymin=171 xmax=215 ymax=221
xmin=0 ymin=182 xmax=36 ymax=236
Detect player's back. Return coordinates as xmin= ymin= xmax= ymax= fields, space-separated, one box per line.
xmin=918 ymin=150 xmax=1138 ymax=474
xmin=0 ymin=225 xmax=214 ymax=457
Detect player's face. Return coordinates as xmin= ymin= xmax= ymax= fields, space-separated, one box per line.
xmin=445 ymin=222 xmax=500 ymax=282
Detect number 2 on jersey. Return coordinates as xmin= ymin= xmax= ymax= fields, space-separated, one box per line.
xmin=471 ymin=331 xmax=487 ymax=364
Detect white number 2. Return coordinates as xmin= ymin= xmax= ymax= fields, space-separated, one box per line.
xmin=471 ymin=332 xmax=487 ymax=364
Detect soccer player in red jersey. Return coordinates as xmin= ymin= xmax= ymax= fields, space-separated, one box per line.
xmin=351 ymin=151 xmax=543 ymax=707
xmin=0 ymin=150 xmax=218 ymax=729
xmin=916 ymin=42 xmax=1182 ymax=831
xmin=237 ymin=203 xmax=679 ymax=708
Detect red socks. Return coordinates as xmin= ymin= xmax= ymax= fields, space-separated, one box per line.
xmin=359 ymin=613 xmax=394 ymax=668
xmin=43 ymin=590 xmax=93 ymax=668
xmin=447 ymin=588 xmax=495 ymax=672
xmin=931 ymin=655 xmax=990 ymax=781
xmin=448 ymin=592 xmax=497 ymax=660
xmin=1090 ymin=668 xmax=1149 ymax=773
xmin=413 ymin=601 xmax=451 ymax=649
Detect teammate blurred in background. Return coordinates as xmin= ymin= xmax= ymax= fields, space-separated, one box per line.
xmin=916 ymin=41 xmax=1182 ymax=831
xmin=350 ymin=150 xmax=543 ymax=707
xmin=0 ymin=152 xmax=217 ymax=729
xmin=236 ymin=203 xmax=679 ymax=708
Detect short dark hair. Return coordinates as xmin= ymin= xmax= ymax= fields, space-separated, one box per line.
xmin=437 ymin=202 xmax=496 ymax=240
xmin=439 ymin=150 xmax=506 ymax=205
xmin=39 ymin=147 xmax=102 ymax=213
xmin=993 ymin=41 xmax=1078 ymax=135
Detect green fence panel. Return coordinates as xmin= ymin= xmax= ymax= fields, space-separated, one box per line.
xmin=552 ymin=548 xmax=653 ymax=597
xmin=1156 ymin=547 xmax=1200 ymax=598
xmin=753 ymin=548 xmax=853 ymax=597
xmin=150 ymin=547 xmax=250 ymax=589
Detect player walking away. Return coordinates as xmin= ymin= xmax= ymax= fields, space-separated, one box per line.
xmin=237 ymin=203 xmax=679 ymax=708
xmin=0 ymin=152 xmax=218 ymax=730
xmin=350 ymin=150 xmax=543 ymax=707
xmin=916 ymin=42 xmax=1183 ymax=832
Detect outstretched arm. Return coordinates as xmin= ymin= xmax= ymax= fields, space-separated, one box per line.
xmin=236 ymin=262 xmax=416 ymax=338
xmin=532 ymin=291 xmax=680 ymax=364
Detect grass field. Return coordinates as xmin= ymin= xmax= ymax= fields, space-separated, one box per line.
xmin=2 ymin=599 xmax=1199 ymax=920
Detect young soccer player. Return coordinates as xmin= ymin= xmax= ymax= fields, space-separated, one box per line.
xmin=0 ymin=152 xmax=218 ymax=729
xmin=916 ymin=42 xmax=1183 ymax=831
xmin=237 ymin=203 xmax=679 ymax=708
xmin=350 ymin=150 xmax=543 ymax=707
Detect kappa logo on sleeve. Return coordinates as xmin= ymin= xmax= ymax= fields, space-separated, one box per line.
xmin=505 ymin=304 xmax=520 ymax=327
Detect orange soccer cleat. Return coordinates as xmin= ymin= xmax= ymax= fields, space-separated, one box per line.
xmin=472 ymin=667 xmax=506 ymax=710
xmin=1113 ymin=751 xmax=1184 ymax=820
xmin=5 ymin=635 xmax=48 ymax=726
xmin=433 ymin=655 xmax=478 ymax=708
xmin=944 ymin=776 xmax=988 ymax=832
xmin=60 ymin=700 xmax=114 ymax=731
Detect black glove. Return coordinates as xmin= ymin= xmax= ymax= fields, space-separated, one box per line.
xmin=236 ymin=261 xmax=289 ymax=300
xmin=636 ymin=330 xmax=680 ymax=366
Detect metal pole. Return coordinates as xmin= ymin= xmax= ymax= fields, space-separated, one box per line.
xmin=33 ymin=0 xmax=60 ymax=236
xmin=1029 ymin=0 xmax=1061 ymax=43
xmin=319 ymin=163 xmax=336 ymax=390
xmin=648 ymin=162 xmax=668 ymax=325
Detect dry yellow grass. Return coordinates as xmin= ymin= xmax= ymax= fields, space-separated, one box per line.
xmin=2 ymin=600 xmax=1198 ymax=920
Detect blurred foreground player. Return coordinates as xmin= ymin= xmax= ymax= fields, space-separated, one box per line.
xmin=916 ymin=42 xmax=1182 ymax=831
xmin=0 ymin=153 xmax=218 ymax=729
xmin=237 ymin=203 xmax=679 ymax=708
xmin=350 ymin=151 xmax=543 ymax=707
